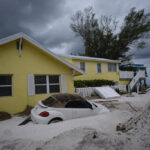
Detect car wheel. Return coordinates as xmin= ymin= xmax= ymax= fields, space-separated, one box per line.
xmin=48 ymin=118 xmax=63 ymax=124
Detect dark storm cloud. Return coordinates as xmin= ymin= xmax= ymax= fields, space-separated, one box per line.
xmin=134 ymin=47 xmax=150 ymax=59
xmin=0 ymin=0 xmax=66 ymax=38
xmin=0 ymin=0 xmax=150 ymax=58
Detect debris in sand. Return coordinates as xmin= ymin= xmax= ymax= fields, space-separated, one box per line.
xmin=94 ymin=87 xmax=120 ymax=99
xmin=94 ymin=100 xmax=118 ymax=110
xmin=126 ymin=102 xmax=137 ymax=112
xmin=116 ymin=103 xmax=150 ymax=132
xmin=0 ymin=112 xmax=11 ymax=121
xmin=15 ymin=105 xmax=33 ymax=116
xmin=126 ymin=93 xmax=135 ymax=97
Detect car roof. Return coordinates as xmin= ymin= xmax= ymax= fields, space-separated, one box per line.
xmin=42 ymin=93 xmax=86 ymax=108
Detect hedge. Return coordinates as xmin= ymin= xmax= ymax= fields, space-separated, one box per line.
xmin=74 ymin=79 xmax=115 ymax=88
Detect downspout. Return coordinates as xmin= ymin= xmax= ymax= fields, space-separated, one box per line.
xmin=19 ymin=38 xmax=22 ymax=57
xmin=72 ymin=70 xmax=75 ymax=81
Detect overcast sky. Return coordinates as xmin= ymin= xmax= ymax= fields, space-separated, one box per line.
xmin=0 ymin=0 xmax=150 ymax=78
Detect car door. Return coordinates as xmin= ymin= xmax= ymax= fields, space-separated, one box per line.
xmin=72 ymin=108 xmax=93 ymax=119
xmin=65 ymin=100 xmax=94 ymax=119
xmin=53 ymin=107 xmax=73 ymax=120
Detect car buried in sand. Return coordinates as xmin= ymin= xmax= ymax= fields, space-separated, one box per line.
xmin=31 ymin=93 xmax=108 ymax=124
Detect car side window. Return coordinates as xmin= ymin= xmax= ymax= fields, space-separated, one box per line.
xmin=65 ymin=100 xmax=92 ymax=109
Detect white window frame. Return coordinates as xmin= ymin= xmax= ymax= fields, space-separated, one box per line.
xmin=97 ymin=63 xmax=101 ymax=73
xmin=79 ymin=62 xmax=85 ymax=72
xmin=108 ymin=63 xmax=117 ymax=72
xmin=0 ymin=75 xmax=13 ymax=97
xmin=34 ymin=75 xmax=60 ymax=94
xmin=48 ymin=76 xmax=60 ymax=93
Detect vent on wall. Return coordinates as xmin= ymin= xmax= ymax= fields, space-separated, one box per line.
xmin=16 ymin=39 xmax=23 ymax=50
xmin=16 ymin=38 xmax=23 ymax=56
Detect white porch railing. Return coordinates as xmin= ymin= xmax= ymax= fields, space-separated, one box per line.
xmin=128 ymin=70 xmax=146 ymax=91
xmin=75 ymin=87 xmax=95 ymax=97
xmin=75 ymin=85 xmax=127 ymax=97
xmin=119 ymin=71 xmax=134 ymax=79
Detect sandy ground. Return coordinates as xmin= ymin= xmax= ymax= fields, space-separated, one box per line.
xmin=0 ymin=92 xmax=150 ymax=150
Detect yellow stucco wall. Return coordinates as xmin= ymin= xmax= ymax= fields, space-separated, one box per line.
xmin=62 ymin=57 xmax=120 ymax=83
xmin=119 ymin=80 xmax=130 ymax=85
xmin=0 ymin=40 xmax=74 ymax=114
xmin=61 ymin=56 xmax=73 ymax=64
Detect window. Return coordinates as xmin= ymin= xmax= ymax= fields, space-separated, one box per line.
xmin=49 ymin=75 xmax=60 ymax=93
xmin=0 ymin=75 xmax=12 ymax=97
xmin=97 ymin=63 xmax=101 ymax=73
xmin=35 ymin=75 xmax=47 ymax=94
xmin=65 ymin=100 xmax=92 ymax=109
xmin=108 ymin=63 xmax=117 ymax=72
xmin=79 ymin=62 xmax=85 ymax=72
xmin=34 ymin=75 xmax=60 ymax=94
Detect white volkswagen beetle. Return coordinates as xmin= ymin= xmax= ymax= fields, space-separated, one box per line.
xmin=31 ymin=93 xmax=108 ymax=124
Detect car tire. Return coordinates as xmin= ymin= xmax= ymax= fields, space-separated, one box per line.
xmin=48 ymin=118 xmax=63 ymax=124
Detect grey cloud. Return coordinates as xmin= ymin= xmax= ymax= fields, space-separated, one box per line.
xmin=0 ymin=0 xmax=150 ymax=59
xmin=65 ymin=37 xmax=85 ymax=55
xmin=47 ymin=36 xmax=84 ymax=55
xmin=0 ymin=0 xmax=66 ymax=38
xmin=134 ymin=47 xmax=150 ymax=59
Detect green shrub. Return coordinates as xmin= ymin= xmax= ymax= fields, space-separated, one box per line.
xmin=74 ymin=79 xmax=115 ymax=88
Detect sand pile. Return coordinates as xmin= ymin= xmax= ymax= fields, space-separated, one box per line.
xmin=0 ymin=93 xmax=150 ymax=150
xmin=36 ymin=101 xmax=150 ymax=150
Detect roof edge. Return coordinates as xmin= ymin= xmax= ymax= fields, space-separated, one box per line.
xmin=59 ymin=54 xmax=120 ymax=63
xmin=0 ymin=33 xmax=84 ymax=75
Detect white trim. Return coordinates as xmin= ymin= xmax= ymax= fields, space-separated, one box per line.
xmin=97 ymin=63 xmax=102 ymax=73
xmin=49 ymin=76 xmax=60 ymax=93
xmin=0 ymin=33 xmax=83 ymax=75
xmin=78 ymin=61 xmax=80 ymax=68
xmin=72 ymin=70 xmax=75 ymax=81
xmin=34 ymin=75 xmax=60 ymax=94
xmin=11 ymin=75 xmax=13 ymax=97
xmin=19 ymin=38 xmax=22 ymax=57
xmin=59 ymin=54 xmax=120 ymax=63
xmin=46 ymin=75 xmax=49 ymax=94
xmin=61 ymin=74 xmax=66 ymax=93
xmin=85 ymin=62 xmax=88 ymax=73
xmin=0 ymin=85 xmax=12 ymax=87
xmin=95 ymin=63 xmax=98 ymax=73
xmin=117 ymin=64 xmax=119 ymax=72
xmin=28 ymin=74 xmax=35 ymax=96
xmin=107 ymin=63 xmax=117 ymax=72
xmin=106 ymin=64 xmax=108 ymax=72
xmin=0 ymin=75 xmax=13 ymax=97
xmin=102 ymin=63 xmax=104 ymax=73
xmin=78 ymin=61 xmax=86 ymax=72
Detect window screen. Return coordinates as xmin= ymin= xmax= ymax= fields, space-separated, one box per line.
xmin=0 ymin=75 xmax=12 ymax=97
xmin=108 ymin=64 xmax=117 ymax=72
xmin=65 ymin=100 xmax=92 ymax=109
xmin=34 ymin=75 xmax=60 ymax=94
xmin=80 ymin=62 xmax=85 ymax=72
xmin=97 ymin=63 xmax=101 ymax=73
xmin=35 ymin=75 xmax=47 ymax=94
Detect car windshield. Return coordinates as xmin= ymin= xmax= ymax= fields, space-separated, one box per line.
xmin=42 ymin=93 xmax=86 ymax=108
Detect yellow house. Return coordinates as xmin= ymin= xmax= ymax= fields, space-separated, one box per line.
xmin=0 ymin=33 xmax=83 ymax=114
xmin=119 ymin=71 xmax=133 ymax=86
xmin=60 ymin=55 xmax=120 ymax=83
